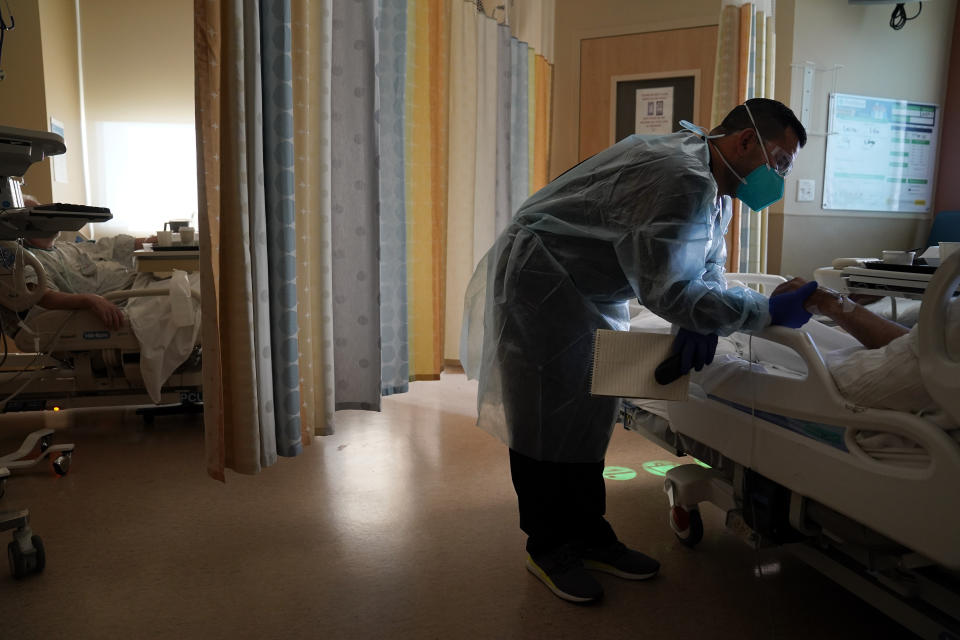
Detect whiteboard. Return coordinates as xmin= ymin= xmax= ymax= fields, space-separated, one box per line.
xmin=822 ymin=93 xmax=939 ymax=213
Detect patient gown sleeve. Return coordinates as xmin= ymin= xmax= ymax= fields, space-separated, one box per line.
xmin=612 ymin=167 xmax=770 ymax=336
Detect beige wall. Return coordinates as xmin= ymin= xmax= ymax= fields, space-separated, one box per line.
xmin=0 ymin=3 xmax=52 ymax=202
xmin=770 ymin=0 xmax=957 ymax=279
xmin=78 ymin=0 xmax=194 ymax=124
xmin=551 ymin=0 xmax=719 ymax=179
xmin=39 ymin=0 xmax=85 ymax=206
xmin=78 ymin=0 xmax=194 ymax=234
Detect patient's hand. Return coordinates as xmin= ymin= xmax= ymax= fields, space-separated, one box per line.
xmin=771 ymin=277 xmax=810 ymax=298
xmin=83 ymin=294 xmax=125 ymax=330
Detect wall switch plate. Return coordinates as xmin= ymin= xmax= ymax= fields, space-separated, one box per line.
xmin=797 ymin=179 xmax=816 ymax=202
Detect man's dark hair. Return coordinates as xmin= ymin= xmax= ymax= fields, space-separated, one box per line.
xmin=715 ymin=98 xmax=807 ymax=148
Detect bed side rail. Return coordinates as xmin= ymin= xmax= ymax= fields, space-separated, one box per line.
xmin=918 ymin=251 xmax=960 ymax=425
xmin=744 ymin=326 xmax=960 ymax=467
xmin=104 ymin=287 xmax=201 ymax=304
xmin=725 ymin=272 xmax=787 ymax=295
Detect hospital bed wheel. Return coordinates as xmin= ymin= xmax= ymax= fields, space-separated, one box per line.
xmin=39 ymin=435 xmax=52 ymax=452
xmin=31 ymin=536 xmax=45 ymax=572
xmin=7 ymin=535 xmax=45 ymax=579
xmin=7 ymin=541 xmax=24 ymax=578
xmin=52 ymin=452 xmax=72 ymax=476
xmin=670 ymin=506 xmax=704 ymax=548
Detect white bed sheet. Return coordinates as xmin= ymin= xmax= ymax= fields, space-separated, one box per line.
xmin=126 ymin=270 xmax=201 ymax=403
xmin=627 ymin=307 xmax=960 ymax=460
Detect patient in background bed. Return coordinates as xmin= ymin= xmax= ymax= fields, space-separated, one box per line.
xmin=6 ymin=198 xmax=200 ymax=405
xmin=6 ymin=196 xmax=155 ymax=332
xmin=773 ymin=277 xmax=960 ymax=418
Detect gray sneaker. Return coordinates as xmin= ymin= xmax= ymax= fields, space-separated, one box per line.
xmin=526 ymin=545 xmax=604 ymax=603
xmin=581 ymin=541 xmax=660 ymax=580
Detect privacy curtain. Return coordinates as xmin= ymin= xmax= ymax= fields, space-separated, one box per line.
xmin=196 ymin=0 xmax=289 ymax=479
xmin=195 ymin=0 xmax=365 ymax=479
xmin=442 ymin=0 xmax=554 ymax=363
xmin=405 ymin=0 xmax=449 ymax=379
xmin=330 ymin=0 xmax=382 ymax=410
xmin=711 ymin=1 xmax=775 ymax=274
xmin=196 ymin=0 xmax=554 ymax=477
xmin=291 ymin=0 xmax=335 ymax=438
xmin=378 ymin=0 xmax=410 ymax=396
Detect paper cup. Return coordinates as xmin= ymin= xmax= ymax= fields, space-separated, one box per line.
xmin=180 ymin=227 xmax=196 ymax=245
xmin=157 ymin=231 xmax=173 ymax=247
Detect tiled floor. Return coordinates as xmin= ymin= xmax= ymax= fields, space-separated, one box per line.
xmin=0 ymin=373 xmax=908 ymax=638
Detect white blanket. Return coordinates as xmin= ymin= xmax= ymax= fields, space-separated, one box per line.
xmin=627 ymin=308 xmax=960 ymax=458
xmin=126 ymin=270 xmax=201 ymax=403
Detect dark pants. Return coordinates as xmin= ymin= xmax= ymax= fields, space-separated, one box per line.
xmin=508 ymin=448 xmax=618 ymax=557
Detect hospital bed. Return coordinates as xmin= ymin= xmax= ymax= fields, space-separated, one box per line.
xmin=619 ymin=259 xmax=960 ymax=639
xmin=1 ymin=283 xmax=203 ymax=412
xmin=0 ymin=124 xmax=203 ymax=578
xmin=0 ymin=124 xmax=94 ymax=579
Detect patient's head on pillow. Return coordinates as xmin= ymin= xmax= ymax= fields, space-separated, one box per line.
xmin=20 ymin=196 xmax=59 ymax=249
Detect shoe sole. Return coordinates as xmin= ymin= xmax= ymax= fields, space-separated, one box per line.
xmin=525 ymin=555 xmax=601 ymax=603
xmin=582 ymin=559 xmax=659 ymax=581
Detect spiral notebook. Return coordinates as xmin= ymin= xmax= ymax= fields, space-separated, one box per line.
xmin=589 ymin=329 xmax=690 ymax=400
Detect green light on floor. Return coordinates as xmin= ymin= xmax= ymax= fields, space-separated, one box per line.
xmin=602 ymin=466 xmax=637 ymax=481
xmin=641 ymin=460 xmax=679 ymax=477
xmin=694 ymin=458 xmax=711 ymax=469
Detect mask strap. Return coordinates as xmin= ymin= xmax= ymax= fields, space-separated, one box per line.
xmin=679 ymin=120 xmax=724 ymax=140
xmin=742 ymin=103 xmax=773 ymax=168
xmin=710 ymin=142 xmax=746 ymax=185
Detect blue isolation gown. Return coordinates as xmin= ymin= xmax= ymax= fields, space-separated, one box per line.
xmin=460 ymin=131 xmax=771 ymax=463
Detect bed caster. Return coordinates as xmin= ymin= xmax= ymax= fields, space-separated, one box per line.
xmin=670 ymin=506 xmax=704 ymax=548
xmin=39 ymin=434 xmax=52 ymax=453
xmin=52 ymin=452 xmax=72 ymax=476
xmin=7 ymin=535 xmax=45 ymax=579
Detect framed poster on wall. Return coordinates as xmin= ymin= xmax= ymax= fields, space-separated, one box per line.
xmin=823 ymin=93 xmax=940 ymax=213
xmin=610 ymin=72 xmax=698 ymax=144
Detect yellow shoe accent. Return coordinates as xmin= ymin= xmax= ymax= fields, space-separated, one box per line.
xmin=525 ymin=554 xmax=600 ymax=603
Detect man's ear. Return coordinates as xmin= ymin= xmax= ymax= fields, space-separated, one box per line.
xmin=735 ymin=128 xmax=756 ymax=154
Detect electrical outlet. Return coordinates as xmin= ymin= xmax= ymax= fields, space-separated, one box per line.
xmin=797 ymin=179 xmax=816 ymax=202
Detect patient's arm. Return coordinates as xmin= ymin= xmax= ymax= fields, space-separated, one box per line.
xmin=772 ymin=278 xmax=908 ymax=349
xmin=37 ymin=290 xmax=126 ymax=330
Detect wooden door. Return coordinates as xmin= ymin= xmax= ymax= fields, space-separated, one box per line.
xmin=579 ymin=26 xmax=718 ymax=161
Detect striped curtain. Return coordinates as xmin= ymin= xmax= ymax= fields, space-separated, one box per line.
xmin=443 ymin=1 xmax=478 ymax=362
xmin=509 ymin=38 xmax=529 ymax=218
xmin=378 ymin=0 xmax=410 ymax=396
xmin=291 ymin=0 xmax=335 ymax=439
xmin=195 ymin=0 xmax=553 ymax=476
xmin=711 ymin=1 xmax=776 ymax=274
xmin=406 ymin=0 xmax=449 ymax=378
xmin=330 ymin=0 xmax=381 ymax=410
xmin=442 ymin=0 xmax=554 ymax=364
xmin=260 ymin=0 xmax=301 ymax=455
